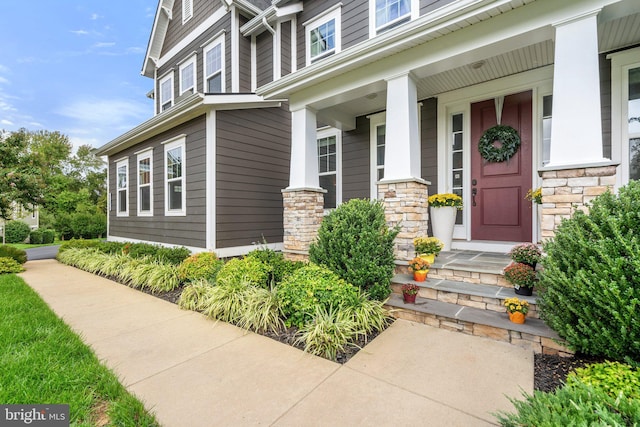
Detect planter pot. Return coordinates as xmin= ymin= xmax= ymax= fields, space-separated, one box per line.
xmin=509 ymin=311 xmax=526 ymax=324
xmin=413 ymin=270 xmax=428 ymax=282
xmin=430 ymin=206 xmax=457 ymax=251
xmin=418 ymin=253 xmax=436 ymax=265
xmin=403 ymin=293 xmax=417 ymax=304
xmin=514 ymin=285 xmax=533 ymax=296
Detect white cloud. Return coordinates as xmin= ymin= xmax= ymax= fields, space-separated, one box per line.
xmin=0 ymin=76 xmax=9 ymax=85
xmin=93 ymin=42 xmax=116 ymax=48
xmin=70 ymin=29 xmax=89 ymax=35
xmin=1 ymin=119 xmax=13 ymax=126
xmin=90 ymin=13 xmax=100 ymax=20
xmin=0 ymin=64 xmax=9 ymax=73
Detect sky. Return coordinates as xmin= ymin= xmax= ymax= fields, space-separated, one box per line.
xmin=0 ymin=1 xmax=158 ymax=151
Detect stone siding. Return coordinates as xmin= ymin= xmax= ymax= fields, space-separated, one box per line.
xmin=282 ymin=189 xmax=324 ymax=260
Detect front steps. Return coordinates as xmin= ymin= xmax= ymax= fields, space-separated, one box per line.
xmin=387 ymin=251 xmax=573 ymax=356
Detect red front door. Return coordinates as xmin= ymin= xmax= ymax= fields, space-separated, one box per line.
xmin=471 ymin=91 xmax=532 ymax=242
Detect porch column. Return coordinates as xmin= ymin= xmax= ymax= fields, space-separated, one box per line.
xmin=283 ymin=107 xmax=324 ymax=260
xmin=382 ymin=72 xmax=421 ymax=181
xmin=548 ymin=10 xmax=607 ymax=167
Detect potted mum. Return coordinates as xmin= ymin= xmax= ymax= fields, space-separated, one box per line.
xmin=401 ymin=283 xmax=420 ymax=304
xmin=408 ymin=256 xmax=431 ymax=282
xmin=428 ymin=193 xmax=462 ymax=251
xmin=413 ymin=236 xmax=444 ymax=264
xmin=504 ymin=297 xmax=529 ymax=324
xmin=509 ymin=243 xmax=542 ymax=268
xmin=503 ymin=262 xmax=536 ymax=296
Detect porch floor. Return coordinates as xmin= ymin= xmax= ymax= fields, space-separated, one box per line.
xmin=430 ymin=250 xmax=511 ymax=274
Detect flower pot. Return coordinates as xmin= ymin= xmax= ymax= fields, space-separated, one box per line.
xmin=403 ymin=293 xmax=417 ymax=304
xmin=418 ymin=253 xmax=436 ymax=265
xmin=430 ymin=206 xmax=457 ymax=251
xmin=413 ymin=270 xmax=428 ymax=282
xmin=514 ymin=285 xmax=533 ymax=296
xmin=508 ymin=311 xmax=526 ymax=324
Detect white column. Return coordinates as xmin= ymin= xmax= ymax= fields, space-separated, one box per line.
xmin=548 ymin=10 xmax=607 ymax=167
xmin=382 ymin=72 xmax=421 ymax=181
xmin=288 ymin=107 xmax=320 ymax=189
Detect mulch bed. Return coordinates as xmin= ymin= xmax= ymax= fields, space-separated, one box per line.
xmin=140 ymin=285 xmax=601 ymax=387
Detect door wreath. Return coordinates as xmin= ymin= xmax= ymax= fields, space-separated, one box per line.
xmin=478 ymin=125 xmax=521 ymax=162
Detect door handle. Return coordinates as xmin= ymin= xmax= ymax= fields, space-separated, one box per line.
xmin=472 ymin=188 xmax=477 ymax=207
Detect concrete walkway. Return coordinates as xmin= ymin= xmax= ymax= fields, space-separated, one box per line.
xmin=20 ymin=260 xmax=533 ymax=426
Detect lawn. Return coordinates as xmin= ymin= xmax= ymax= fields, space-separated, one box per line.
xmin=0 ymin=274 xmax=158 ymax=426
xmin=6 ymin=241 xmax=61 ymax=249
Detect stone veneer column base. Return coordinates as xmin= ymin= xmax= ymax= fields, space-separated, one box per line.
xmin=282 ymin=188 xmax=325 ymax=261
xmin=377 ymin=180 xmax=430 ymax=261
xmin=540 ymin=165 xmax=617 ymax=239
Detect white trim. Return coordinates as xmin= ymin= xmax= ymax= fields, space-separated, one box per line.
xmin=304 ymin=5 xmax=342 ymax=66
xmin=291 ymin=16 xmax=297 ymax=73
xmin=136 ymin=150 xmax=154 ymax=217
xmin=159 ymin=72 xmax=174 ymax=112
xmin=609 ymin=46 xmax=640 ymax=189
xmin=203 ymin=33 xmax=226 ymax=93
xmin=317 ymin=127 xmax=342 ymax=209
xmin=231 ymin=6 xmax=240 ymax=92
xmin=153 ymin=68 xmax=159 ymax=115
xmin=134 ymin=147 xmax=154 ymax=156
xmin=164 ymin=137 xmax=187 ymax=216
xmin=160 ymin=133 xmax=188 ymax=145
xmin=251 ymin=35 xmax=257 ymax=91
xmin=178 ymin=54 xmax=197 ymax=95
xmin=369 ymin=0 xmax=419 ymax=38
xmin=368 ymin=111 xmax=386 ymax=199
xmin=274 ymin=21 xmax=282 ymax=80
xmin=116 ymin=159 xmax=129 ymax=217
xmin=157 ymin=7 xmax=227 ymax=70
xmin=206 ymin=109 xmax=216 ymax=250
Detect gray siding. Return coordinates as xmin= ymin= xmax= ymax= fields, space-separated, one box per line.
xmin=108 ymin=116 xmax=208 ymax=247
xmin=215 ymin=106 xmax=291 ymax=248
xmin=256 ymin=32 xmax=273 ymax=87
xmin=239 ymin=14 xmax=252 ymax=92
xmin=600 ymin=54 xmax=612 ymax=159
xmin=281 ymin=20 xmax=292 ymax=77
xmin=162 ymin=0 xmax=220 ymax=55
xmin=342 ymin=116 xmax=371 ymax=201
xmin=342 ymin=1 xmax=369 ymax=50
xmin=420 ymin=0 xmax=456 ymax=16
xmin=420 ymin=98 xmax=438 ymax=197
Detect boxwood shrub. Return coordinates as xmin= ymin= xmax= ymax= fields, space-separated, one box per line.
xmin=41 ymin=229 xmax=56 ymax=244
xmin=309 ymin=199 xmax=399 ymax=301
xmin=245 ymin=248 xmax=305 ymax=287
xmin=5 ymin=221 xmax=30 ymax=244
xmin=538 ymin=180 xmax=640 ymax=362
xmin=0 ymin=245 xmax=27 ymax=264
xmin=29 ymin=229 xmax=43 ymax=245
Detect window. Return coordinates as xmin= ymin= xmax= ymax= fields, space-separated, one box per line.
xmin=317 ymin=129 xmax=341 ymax=209
xmin=370 ymin=0 xmax=418 ymax=35
xmin=304 ymin=6 xmax=341 ymax=66
xmin=164 ymin=138 xmax=186 ymax=215
xmin=179 ymin=56 xmax=196 ymax=95
xmin=159 ymin=73 xmax=174 ymax=112
xmin=369 ymin=112 xmax=386 ymax=199
xmin=541 ymin=95 xmax=552 ymax=166
xmin=116 ymin=159 xmax=128 ymax=216
xmin=451 ymin=114 xmax=463 ymax=225
xmin=137 ymin=150 xmax=153 ymax=216
xmin=203 ymin=35 xmax=224 ymax=93
xmin=182 ymin=0 xmax=193 ymax=23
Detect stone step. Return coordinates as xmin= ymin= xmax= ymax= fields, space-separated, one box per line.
xmin=385 ymin=294 xmax=571 ymax=356
xmin=391 ymin=274 xmax=540 ymax=318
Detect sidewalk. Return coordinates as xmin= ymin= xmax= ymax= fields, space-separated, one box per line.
xmin=20 ymin=260 xmax=533 ymax=426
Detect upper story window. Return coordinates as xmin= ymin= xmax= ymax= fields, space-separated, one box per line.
xmin=304 ymin=5 xmax=342 ymax=66
xmin=137 ymin=150 xmax=153 ymax=216
xmin=164 ymin=137 xmax=186 ymax=216
xmin=182 ymin=0 xmax=193 ymax=24
xmin=203 ymin=34 xmax=225 ymax=93
xmin=179 ymin=55 xmax=196 ymax=95
xmin=370 ymin=0 xmax=419 ymax=35
xmin=159 ymin=73 xmax=174 ymax=112
xmin=116 ymin=159 xmax=128 ymax=216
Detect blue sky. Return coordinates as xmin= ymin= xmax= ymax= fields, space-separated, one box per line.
xmin=0 ymin=1 xmax=157 ymax=150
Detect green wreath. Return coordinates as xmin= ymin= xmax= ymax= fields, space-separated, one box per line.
xmin=478 ymin=125 xmax=521 ymax=163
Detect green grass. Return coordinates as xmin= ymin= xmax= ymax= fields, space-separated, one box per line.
xmin=0 ymin=274 xmax=159 ymax=426
xmin=7 ymin=241 xmax=61 ymax=249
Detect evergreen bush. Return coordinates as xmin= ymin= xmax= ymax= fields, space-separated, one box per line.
xmin=0 ymin=257 xmax=24 ymax=274
xmin=0 ymin=245 xmax=27 ymax=264
xmin=29 ymin=229 xmax=43 ymax=245
xmin=4 ymin=221 xmax=31 ymax=243
xmin=41 ymin=229 xmax=55 ymax=244
xmin=245 ymin=248 xmax=305 ymax=287
xmin=538 ymin=181 xmax=640 ymax=362
xmin=216 ymin=257 xmax=270 ymax=289
xmin=154 ymin=246 xmax=191 ymax=265
xmin=309 ymin=199 xmax=399 ymax=301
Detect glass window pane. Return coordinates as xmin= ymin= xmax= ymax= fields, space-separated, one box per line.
xmin=453 ymin=133 xmax=462 ymax=151
xmin=161 ymin=78 xmax=172 ymax=105
xmin=543 ymin=95 xmax=553 ymax=117
xmin=206 ymin=45 xmax=221 ymax=76
xmin=168 ymin=181 xmax=182 ymax=210
xmin=167 ymin=148 xmax=182 ymax=179
xmin=452 ymin=114 xmax=463 ymax=132
xmin=452 ymin=171 xmax=462 ymax=187
xmin=629 ymin=68 xmax=640 ymax=135
xmin=377 ymin=168 xmax=384 ymax=181
xmin=453 ymin=152 xmax=463 ymax=169
xmin=542 ymin=118 xmax=552 ymax=165
xmin=139 ymin=159 xmax=150 ymax=185
xmin=181 ymin=63 xmax=194 ymax=92
xmin=630 ymin=138 xmax=640 ymax=181
xmin=320 ymin=175 xmax=336 ymax=209
xmin=118 ymin=190 xmax=127 ymax=212
xmin=117 ymin=166 xmax=127 ymax=189
xmin=140 ymin=186 xmax=151 ymax=212
xmin=207 ymin=74 xmax=221 ymax=93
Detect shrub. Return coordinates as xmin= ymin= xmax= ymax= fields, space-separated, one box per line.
xmin=96 ymin=241 xmax=126 ymax=254
xmin=178 ymin=252 xmax=224 ymax=283
xmin=538 ymin=181 xmax=640 ymax=362
xmin=41 ymin=229 xmax=55 ymax=244
xmin=4 ymin=221 xmax=30 ymax=243
xmin=216 ymin=257 xmax=271 ymax=289
xmin=236 ymin=286 xmax=284 ymax=333
xmin=347 ymin=291 xmax=392 ymax=337
xmin=69 ymin=212 xmax=106 ymax=239
xmin=0 ymin=257 xmax=24 ymax=274
xmin=154 ymin=246 xmax=191 ymax=265
xmin=309 ymin=199 xmax=399 ymax=301
xmin=245 ymin=248 xmax=305 ymax=287
xmin=126 ymin=243 xmax=160 ymax=259
xmin=58 ymin=239 xmax=101 ymax=253
xmin=0 ymin=245 xmax=27 ymax=264
xmin=29 ymin=229 xmax=43 ymax=245
xmin=295 ymin=306 xmax=361 ymax=361
xmin=567 ymin=361 xmax=640 ymax=400
xmin=495 ymin=381 xmax=640 ymax=426
xmin=202 ymin=281 xmax=248 ymax=324
xmin=277 ymin=264 xmax=360 ymax=328
xmin=178 ymin=280 xmax=216 ymax=311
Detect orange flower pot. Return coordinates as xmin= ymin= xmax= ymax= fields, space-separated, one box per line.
xmin=413 ymin=270 xmax=428 ymax=282
xmin=509 ymin=311 xmax=526 ymax=324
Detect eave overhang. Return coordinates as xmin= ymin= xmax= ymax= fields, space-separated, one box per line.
xmin=240 ymin=1 xmax=303 ymax=36
xmin=142 ymin=0 xmax=175 ymax=78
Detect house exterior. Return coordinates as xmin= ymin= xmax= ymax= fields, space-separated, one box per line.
xmin=97 ymin=0 xmax=640 ymax=260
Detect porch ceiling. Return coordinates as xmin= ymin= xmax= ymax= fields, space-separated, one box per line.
xmin=316 ymin=8 xmax=640 ymax=124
